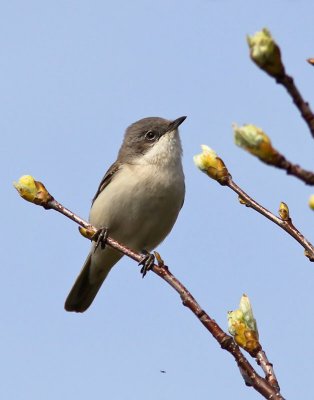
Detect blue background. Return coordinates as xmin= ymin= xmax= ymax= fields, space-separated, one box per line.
xmin=2 ymin=1 xmax=314 ymax=399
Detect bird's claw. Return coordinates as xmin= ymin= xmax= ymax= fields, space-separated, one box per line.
xmin=139 ymin=252 xmax=155 ymax=278
xmin=92 ymin=227 xmax=109 ymax=252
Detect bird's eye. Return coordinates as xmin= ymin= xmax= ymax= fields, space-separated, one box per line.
xmin=145 ymin=130 xmax=157 ymax=141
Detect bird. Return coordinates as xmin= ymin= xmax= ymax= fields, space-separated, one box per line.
xmin=65 ymin=116 xmax=186 ymax=312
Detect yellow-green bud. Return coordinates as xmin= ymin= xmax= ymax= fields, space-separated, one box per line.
xmin=238 ymin=196 xmax=249 ymax=206
xmin=228 ymin=294 xmax=261 ymax=355
xmin=14 ymin=175 xmax=52 ymax=205
xmin=233 ymin=123 xmax=278 ymax=164
xmin=309 ymin=195 xmax=314 ymax=210
xmin=13 ymin=175 xmax=38 ymax=202
xmin=247 ymin=28 xmax=285 ymax=78
xmin=78 ymin=226 xmax=97 ymax=240
xmin=279 ymin=202 xmax=290 ymax=221
xmin=193 ymin=145 xmax=230 ymax=184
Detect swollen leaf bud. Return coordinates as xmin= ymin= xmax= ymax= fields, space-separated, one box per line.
xmin=309 ymin=195 xmax=314 ymax=210
xmin=78 ymin=226 xmax=97 ymax=240
xmin=193 ymin=145 xmax=230 ymax=185
xmin=279 ymin=202 xmax=290 ymax=221
xmin=233 ymin=124 xmax=279 ymax=164
xmin=238 ymin=196 xmax=249 ymax=206
xmin=247 ymin=28 xmax=285 ymax=78
xmin=13 ymin=175 xmax=37 ymax=202
xmin=228 ymin=294 xmax=261 ymax=355
xmin=14 ymin=175 xmax=52 ymax=206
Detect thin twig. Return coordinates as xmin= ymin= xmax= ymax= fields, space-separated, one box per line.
xmin=263 ymin=152 xmax=314 ymax=186
xmin=276 ymin=73 xmax=314 ymax=139
xmin=49 ymin=198 xmax=146 ymax=263
xmin=256 ymin=350 xmax=280 ymax=392
xmin=227 ymin=178 xmax=314 ymax=261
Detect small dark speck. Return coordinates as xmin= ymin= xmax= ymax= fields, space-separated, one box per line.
xmin=160 ymin=370 xmax=166 ymax=374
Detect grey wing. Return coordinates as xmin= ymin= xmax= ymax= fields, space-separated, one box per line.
xmin=92 ymin=161 xmax=122 ymax=205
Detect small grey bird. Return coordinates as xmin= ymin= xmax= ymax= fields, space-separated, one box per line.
xmin=65 ymin=116 xmax=186 ymax=312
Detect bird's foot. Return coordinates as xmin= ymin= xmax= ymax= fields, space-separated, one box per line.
xmin=139 ymin=251 xmax=155 ymax=278
xmin=92 ymin=227 xmax=109 ymax=252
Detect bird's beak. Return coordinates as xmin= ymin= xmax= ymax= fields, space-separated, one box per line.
xmin=167 ymin=116 xmax=187 ymax=131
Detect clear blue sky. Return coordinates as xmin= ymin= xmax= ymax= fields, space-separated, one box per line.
xmin=2 ymin=1 xmax=314 ymax=399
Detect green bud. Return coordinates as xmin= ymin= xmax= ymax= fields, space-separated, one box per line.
xmin=247 ymin=28 xmax=285 ymax=78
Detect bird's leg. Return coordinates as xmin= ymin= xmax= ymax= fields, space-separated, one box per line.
xmin=92 ymin=227 xmax=109 ymax=251
xmin=139 ymin=250 xmax=155 ymax=278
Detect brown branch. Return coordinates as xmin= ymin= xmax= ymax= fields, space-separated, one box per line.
xmin=227 ymin=178 xmax=314 ymax=261
xmin=263 ymin=152 xmax=314 ymax=186
xmin=15 ymin=179 xmax=284 ymax=399
xmin=50 ymin=198 xmax=284 ymax=399
xmin=256 ymin=350 xmax=280 ymax=392
xmin=276 ymin=73 xmax=314 ymax=139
